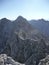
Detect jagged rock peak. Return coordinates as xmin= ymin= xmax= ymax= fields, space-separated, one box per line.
xmin=15 ymin=16 xmax=27 ymax=22
xmin=38 ymin=18 xmax=45 ymax=21
xmin=1 ymin=18 xmax=8 ymax=21
xmin=38 ymin=18 xmax=48 ymax=22
xmin=17 ymin=16 xmax=24 ymax=19
xmin=17 ymin=16 xmax=25 ymax=20
xmin=0 ymin=18 xmax=11 ymax=23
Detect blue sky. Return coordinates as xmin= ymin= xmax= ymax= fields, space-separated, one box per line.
xmin=0 ymin=0 xmax=49 ymax=20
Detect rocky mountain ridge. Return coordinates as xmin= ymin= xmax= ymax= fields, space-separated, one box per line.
xmin=0 ymin=16 xmax=49 ymax=65
xmin=29 ymin=19 xmax=49 ymax=37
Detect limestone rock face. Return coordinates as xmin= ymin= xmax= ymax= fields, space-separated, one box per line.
xmin=0 ymin=54 xmax=25 ymax=65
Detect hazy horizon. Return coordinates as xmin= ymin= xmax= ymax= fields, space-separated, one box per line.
xmin=0 ymin=0 xmax=49 ymax=20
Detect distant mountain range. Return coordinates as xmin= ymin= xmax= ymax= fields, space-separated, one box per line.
xmin=29 ymin=19 xmax=49 ymax=37
xmin=0 ymin=16 xmax=49 ymax=65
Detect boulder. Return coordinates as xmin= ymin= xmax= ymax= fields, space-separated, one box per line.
xmin=0 ymin=54 xmax=25 ymax=65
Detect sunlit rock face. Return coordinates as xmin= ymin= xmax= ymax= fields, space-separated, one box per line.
xmin=0 ymin=54 xmax=25 ymax=65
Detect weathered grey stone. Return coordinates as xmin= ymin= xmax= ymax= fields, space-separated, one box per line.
xmin=0 ymin=54 xmax=25 ymax=65
xmin=0 ymin=57 xmax=4 ymax=65
xmin=38 ymin=55 xmax=49 ymax=65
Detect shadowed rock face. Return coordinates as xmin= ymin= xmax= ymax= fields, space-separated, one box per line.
xmin=0 ymin=54 xmax=25 ymax=65
xmin=0 ymin=16 xmax=49 ymax=65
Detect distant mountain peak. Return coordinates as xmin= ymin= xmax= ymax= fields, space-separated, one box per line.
xmin=38 ymin=18 xmax=45 ymax=22
xmin=17 ymin=16 xmax=24 ymax=19
xmin=15 ymin=16 xmax=27 ymax=22
xmin=38 ymin=18 xmax=49 ymax=22
xmin=1 ymin=18 xmax=8 ymax=21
